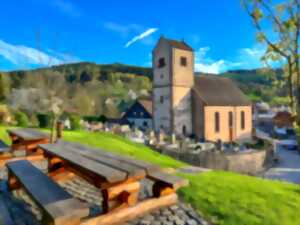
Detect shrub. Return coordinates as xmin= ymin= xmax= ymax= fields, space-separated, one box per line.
xmin=37 ymin=114 xmax=51 ymax=128
xmin=69 ymin=114 xmax=82 ymax=130
xmin=14 ymin=111 xmax=29 ymax=127
xmin=99 ymin=115 xmax=107 ymax=123
xmin=83 ymin=116 xmax=99 ymax=123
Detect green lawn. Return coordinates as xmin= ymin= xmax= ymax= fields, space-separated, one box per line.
xmin=0 ymin=126 xmax=185 ymax=169
xmin=1 ymin=126 xmax=300 ymax=225
xmin=179 ymin=172 xmax=300 ymax=225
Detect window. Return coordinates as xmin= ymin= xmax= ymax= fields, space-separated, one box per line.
xmin=158 ymin=57 xmax=166 ymax=68
xmin=160 ymin=74 xmax=164 ymax=79
xmin=140 ymin=112 xmax=144 ymax=116
xmin=182 ymin=125 xmax=187 ymax=135
xmin=241 ymin=111 xmax=245 ymax=130
xmin=229 ymin=112 xmax=233 ymax=128
xmin=143 ymin=121 xmax=148 ymax=127
xmin=180 ymin=57 xmax=187 ymax=66
xmin=160 ymin=96 xmax=164 ymax=104
xmin=215 ymin=112 xmax=220 ymax=133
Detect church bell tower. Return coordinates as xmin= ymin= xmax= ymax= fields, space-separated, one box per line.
xmin=152 ymin=36 xmax=194 ymax=137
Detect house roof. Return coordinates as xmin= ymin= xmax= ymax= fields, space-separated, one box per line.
xmin=193 ymin=75 xmax=251 ymax=106
xmin=162 ymin=37 xmax=193 ymax=52
xmin=138 ymin=99 xmax=153 ymax=115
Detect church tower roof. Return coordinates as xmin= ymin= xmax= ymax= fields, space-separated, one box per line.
xmin=160 ymin=36 xmax=194 ymax=52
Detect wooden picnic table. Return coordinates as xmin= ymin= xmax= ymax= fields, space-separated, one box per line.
xmin=7 ymin=128 xmax=50 ymax=155
xmin=37 ymin=141 xmax=188 ymax=225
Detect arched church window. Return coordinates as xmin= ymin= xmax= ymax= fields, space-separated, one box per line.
xmin=229 ymin=112 xmax=233 ymax=128
xmin=180 ymin=57 xmax=187 ymax=66
xmin=241 ymin=111 xmax=245 ymax=130
xmin=160 ymin=96 xmax=164 ymax=104
xmin=158 ymin=58 xmax=165 ymax=68
xmin=215 ymin=112 xmax=220 ymax=133
xmin=182 ymin=125 xmax=187 ymax=136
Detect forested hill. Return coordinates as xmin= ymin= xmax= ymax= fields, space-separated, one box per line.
xmin=0 ymin=62 xmax=286 ymax=117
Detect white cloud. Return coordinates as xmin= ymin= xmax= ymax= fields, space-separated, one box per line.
xmin=52 ymin=0 xmax=81 ymax=18
xmin=125 ymin=28 xmax=158 ymax=48
xmin=236 ymin=46 xmax=267 ymax=69
xmin=103 ymin=22 xmax=142 ymax=36
xmin=0 ymin=39 xmax=79 ymax=68
xmin=194 ymin=47 xmax=236 ymax=74
xmin=194 ymin=45 xmax=269 ymax=74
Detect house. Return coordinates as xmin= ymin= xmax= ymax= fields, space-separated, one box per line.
xmin=152 ymin=36 xmax=252 ymax=142
xmin=122 ymin=100 xmax=153 ymax=131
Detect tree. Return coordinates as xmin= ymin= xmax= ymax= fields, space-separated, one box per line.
xmin=14 ymin=111 xmax=29 ymax=127
xmin=242 ymin=0 xmax=300 ymax=122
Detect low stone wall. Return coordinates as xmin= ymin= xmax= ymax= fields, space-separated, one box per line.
xmin=162 ymin=148 xmax=272 ymax=175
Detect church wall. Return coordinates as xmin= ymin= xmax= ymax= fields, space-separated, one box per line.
xmin=153 ymin=87 xmax=172 ymax=133
xmin=192 ymin=91 xmax=205 ymax=140
xmin=204 ymin=106 xmax=252 ymax=142
xmin=235 ymin=106 xmax=252 ymax=141
xmin=172 ymin=86 xmax=193 ymax=136
xmin=172 ymin=48 xmax=194 ymax=87
xmin=153 ymin=40 xmax=171 ymax=87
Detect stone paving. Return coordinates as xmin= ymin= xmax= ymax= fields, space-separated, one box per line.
xmin=0 ymin=162 xmax=209 ymax=225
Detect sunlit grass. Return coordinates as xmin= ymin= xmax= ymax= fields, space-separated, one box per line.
xmin=1 ymin=126 xmax=300 ymax=225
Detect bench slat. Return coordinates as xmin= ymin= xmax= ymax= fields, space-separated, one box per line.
xmin=7 ymin=160 xmax=89 ymax=225
xmin=147 ymin=171 xmax=189 ymax=190
xmin=0 ymin=196 xmax=15 ymax=225
xmin=7 ymin=129 xmax=49 ymax=141
xmin=56 ymin=142 xmax=187 ymax=190
xmin=0 ymin=140 xmax=10 ymax=153
xmin=58 ymin=142 xmax=146 ymax=178
xmin=7 ymin=160 xmax=72 ymax=205
xmin=39 ymin=144 xmax=127 ymax=183
xmin=61 ymin=142 xmax=160 ymax=174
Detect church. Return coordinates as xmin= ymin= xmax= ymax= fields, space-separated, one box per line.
xmin=152 ymin=37 xmax=252 ymax=143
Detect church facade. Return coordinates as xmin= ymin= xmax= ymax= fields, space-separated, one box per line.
xmin=152 ymin=37 xmax=252 ymax=142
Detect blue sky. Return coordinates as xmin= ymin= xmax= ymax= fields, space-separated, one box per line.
xmin=0 ymin=0 xmax=267 ymax=73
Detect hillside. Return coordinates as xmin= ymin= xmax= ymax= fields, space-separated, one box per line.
xmin=0 ymin=63 xmax=287 ymax=118
xmin=1 ymin=126 xmax=300 ymax=225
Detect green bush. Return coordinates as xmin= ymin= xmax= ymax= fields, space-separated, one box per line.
xmin=98 ymin=115 xmax=107 ymax=123
xmin=69 ymin=114 xmax=82 ymax=130
xmin=14 ymin=111 xmax=29 ymax=127
xmin=83 ymin=115 xmax=99 ymax=123
xmin=37 ymin=114 xmax=51 ymax=128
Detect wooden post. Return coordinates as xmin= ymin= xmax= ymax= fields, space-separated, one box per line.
xmin=56 ymin=121 xmax=64 ymax=141
xmin=102 ymin=181 xmax=140 ymax=213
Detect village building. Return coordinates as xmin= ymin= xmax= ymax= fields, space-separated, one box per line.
xmin=152 ymin=37 xmax=252 ymax=142
xmin=122 ymin=99 xmax=153 ymax=131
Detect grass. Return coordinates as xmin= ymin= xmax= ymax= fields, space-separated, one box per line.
xmin=0 ymin=126 xmax=185 ymax=169
xmin=178 ymin=172 xmax=300 ymax=225
xmin=1 ymin=126 xmax=300 ymax=225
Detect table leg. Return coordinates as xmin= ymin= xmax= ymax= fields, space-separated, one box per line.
xmin=101 ymin=180 xmax=140 ymax=213
xmin=152 ymin=181 xmax=175 ymax=197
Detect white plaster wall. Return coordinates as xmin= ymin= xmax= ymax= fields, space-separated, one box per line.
xmin=153 ymin=39 xmax=171 ymax=87
xmin=172 ymin=87 xmax=193 ymax=136
xmin=127 ymin=118 xmax=153 ymax=130
xmin=153 ymin=87 xmax=171 ymax=133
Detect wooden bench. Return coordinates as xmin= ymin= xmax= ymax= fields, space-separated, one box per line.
xmin=7 ymin=129 xmax=50 ymax=155
xmin=6 ymin=160 xmax=89 ymax=225
xmin=37 ymin=142 xmax=189 ymax=225
xmin=0 ymin=140 xmax=9 ymax=154
xmin=0 ymin=196 xmax=15 ymax=225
